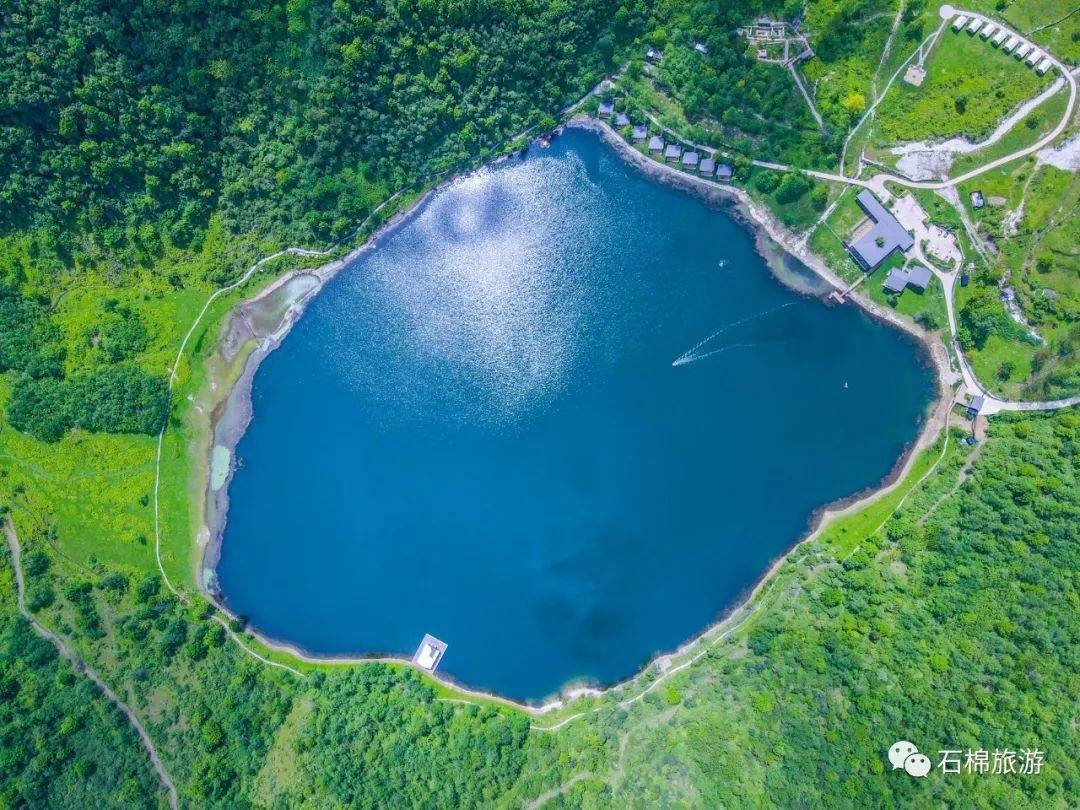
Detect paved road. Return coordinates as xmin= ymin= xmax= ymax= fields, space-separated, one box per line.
xmin=929 ymin=259 xmax=1080 ymax=414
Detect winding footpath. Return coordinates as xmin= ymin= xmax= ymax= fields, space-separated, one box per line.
xmin=4 ymin=521 xmax=179 ymax=809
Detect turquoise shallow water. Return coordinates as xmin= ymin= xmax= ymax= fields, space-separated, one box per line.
xmin=216 ymin=130 xmax=934 ymax=701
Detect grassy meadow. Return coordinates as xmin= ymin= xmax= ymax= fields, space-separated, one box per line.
xmin=873 ymin=25 xmax=1052 ymax=145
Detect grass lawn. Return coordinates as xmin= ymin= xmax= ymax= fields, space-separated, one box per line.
xmin=866 ymin=262 xmax=949 ymax=332
xmin=0 ymin=410 xmax=158 ymax=573
xmin=808 ymin=187 xmax=867 ymax=285
xmin=949 ymin=83 xmax=1069 ymax=177
xmin=813 ymin=429 xmax=957 ymax=557
xmin=802 ymin=11 xmax=894 ymax=126
xmin=966 ymin=333 xmax=1037 ymax=393
xmin=872 ymin=24 xmax=1051 ymax=145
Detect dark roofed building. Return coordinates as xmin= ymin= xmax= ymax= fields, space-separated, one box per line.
xmin=883 ymin=267 xmax=910 ymax=293
xmin=849 ymin=190 xmax=915 ymax=270
xmin=648 ymin=135 xmax=664 ymax=153
xmin=632 ymin=124 xmax=648 ymax=141
xmin=615 ymin=112 xmax=631 ymax=127
xmin=681 ymin=151 xmax=699 ymax=168
xmin=907 ymin=265 xmax=932 ymax=291
xmin=598 ymin=100 xmax=615 ymax=118
xmin=716 ymin=163 xmax=733 ymax=181
xmin=646 ymin=47 xmax=662 ymax=62
xmin=967 ymin=395 xmax=985 ymax=418
xmin=699 ymin=157 xmax=716 ymax=175
xmin=664 ymin=143 xmax=683 ymax=161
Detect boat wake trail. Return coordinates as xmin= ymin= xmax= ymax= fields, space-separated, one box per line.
xmin=671 ymin=339 xmax=785 ymax=367
xmin=671 ymin=302 xmax=799 ymax=367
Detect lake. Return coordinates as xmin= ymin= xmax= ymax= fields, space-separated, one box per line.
xmin=215 ymin=129 xmax=934 ymax=701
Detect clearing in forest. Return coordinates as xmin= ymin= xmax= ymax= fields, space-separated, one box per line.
xmin=872 ymin=23 xmax=1051 ymax=145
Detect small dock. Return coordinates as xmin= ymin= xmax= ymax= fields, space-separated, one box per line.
xmin=412 ymin=634 xmax=448 ymax=672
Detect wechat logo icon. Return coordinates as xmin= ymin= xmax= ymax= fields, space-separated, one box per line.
xmin=889 ymin=741 xmax=931 ymax=778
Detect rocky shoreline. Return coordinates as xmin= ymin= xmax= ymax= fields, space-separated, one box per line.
xmin=192 ymin=118 xmax=955 ymax=715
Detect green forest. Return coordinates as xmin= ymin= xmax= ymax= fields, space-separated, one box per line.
xmin=0 ymin=0 xmax=1078 ymax=806
xmin=5 ymin=392 xmax=1077 ymax=806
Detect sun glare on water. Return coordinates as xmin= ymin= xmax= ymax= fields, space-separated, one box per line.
xmin=332 ymin=156 xmax=602 ymax=424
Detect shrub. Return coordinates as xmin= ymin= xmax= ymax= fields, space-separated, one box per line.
xmin=753 ymin=172 xmax=779 ymax=194
xmin=26 ymin=583 xmax=55 ymax=612
xmin=775 ymin=173 xmax=810 ymax=203
xmin=7 ymin=365 xmax=169 ymax=442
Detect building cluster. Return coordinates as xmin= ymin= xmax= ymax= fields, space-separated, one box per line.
xmin=598 ymin=101 xmax=734 ymax=181
xmin=738 ymin=18 xmax=789 ymax=42
xmin=737 ymin=17 xmax=813 ymax=66
xmin=883 ymin=264 xmax=932 ymax=294
xmin=645 ymin=41 xmax=710 ymax=63
xmin=951 ymin=14 xmax=1054 ymax=75
xmin=844 ymin=189 xmax=932 ymax=296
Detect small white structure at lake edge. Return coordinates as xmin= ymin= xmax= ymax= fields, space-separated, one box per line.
xmin=413 ymin=634 xmax=448 ymax=672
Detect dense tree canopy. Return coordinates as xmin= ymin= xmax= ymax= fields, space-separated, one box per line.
xmin=1 ymin=0 xmax=643 ymax=274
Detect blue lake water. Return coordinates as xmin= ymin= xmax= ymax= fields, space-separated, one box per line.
xmin=216 ymin=130 xmax=934 ymax=701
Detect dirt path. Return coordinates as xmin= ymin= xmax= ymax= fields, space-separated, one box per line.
xmin=789 ymin=63 xmax=825 ymax=130
xmin=919 ymin=443 xmax=981 ymax=523
xmin=3 ymin=521 xmax=179 ymax=809
xmin=524 ymin=772 xmax=592 ymax=809
xmin=840 ymin=18 xmax=949 ymax=174
xmin=872 ymin=0 xmax=908 ymax=101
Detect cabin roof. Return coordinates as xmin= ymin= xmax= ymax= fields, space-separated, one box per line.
xmin=907 ymin=265 xmax=932 ymax=290
xmin=883 ymin=267 xmax=910 ymax=293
